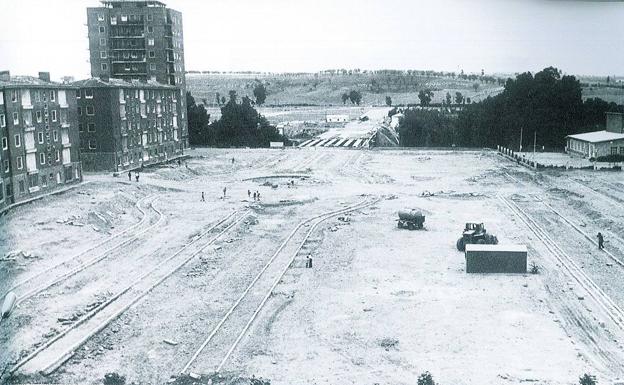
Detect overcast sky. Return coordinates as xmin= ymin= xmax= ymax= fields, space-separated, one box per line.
xmin=0 ymin=0 xmax=622 ymax=80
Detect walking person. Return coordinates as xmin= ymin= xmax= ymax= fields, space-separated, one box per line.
xmin=223 ymin=187 xmax=227 ymax=198
xmin=598 ymin=232 xmax=604 ymax=250
xmin=306 ymin=255 xmax=313 ymax=268
xmin=201 ymin=192 xmax=205 ymax=202
xmin=128 ymin=171 xmax=132 ymax=181
xmin=256 ymin=191 xmax=260 ymax=201
xmin=248 ymin=189 xmax=251 ymax=199
xmin=253 ymin=191 xmax=257 ymax=201
xmin=135 ymin=172 xmax=140 ymax=182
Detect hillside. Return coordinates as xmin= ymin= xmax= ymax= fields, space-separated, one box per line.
xmin=186 ymin=72 xmax=504 ymax=108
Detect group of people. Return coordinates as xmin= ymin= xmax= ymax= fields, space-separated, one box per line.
xmin=248 ymin=189 xmax=261 ymax=201
xmin=127 ymin=171 xmax=140 ymax=182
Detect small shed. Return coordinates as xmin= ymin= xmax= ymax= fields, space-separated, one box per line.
xmin=465 ymin=244 xmax=527 ymax=274
xmin=566 ymin=131 xmax=624 ymax=158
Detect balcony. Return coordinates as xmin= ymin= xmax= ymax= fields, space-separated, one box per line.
xmin=109 ymin=34 xmax=145 ymax=39
xmin=113 ymin=72 xmax=148 ymax=76
xmin=111 ymin=58 xmax=146 ymax=63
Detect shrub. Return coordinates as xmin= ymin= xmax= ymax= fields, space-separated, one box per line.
xmin=595 ymin=154 xmax=624 ymax=163
xmin=530 ymin=262 xmax=540 ymax=274
xmin=579 ymin=373 xmax=597 ymax=385
xmin=103 ymin=372 xmax=126 ymax=385
xmin=417 ymin=371 xmax=435 ymax=385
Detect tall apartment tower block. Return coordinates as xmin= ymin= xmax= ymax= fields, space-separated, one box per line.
xmin=87 ymin=0 xmax=188 ymax=148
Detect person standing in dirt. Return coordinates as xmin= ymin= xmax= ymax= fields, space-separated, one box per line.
xmin=128 ymin=171 xmax=132 ymax=181
xmin=306 ymin=255 xmax=313 ymax=268
xmin=253 ymin=191 xmax=257 ymax=201
xmin=231 ymin=157 xmax=235 ymax=164
xmin=598 ymin=232 xmax=604 ymax=250
xmin=257 ymin=191 xmax=261 ymax=201
xmin=201 ymin=192 xmax=205 ymax=202
xmin=223 ymin=187 xmax=227 ymax=198
xmin=248 ymin=190 xmax=251 ymax=199
xmin=135 ymin=172 xmax=140 ymax=182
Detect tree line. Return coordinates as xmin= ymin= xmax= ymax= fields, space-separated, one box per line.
xmin=187 ymin=91 xmax=285 ymax=147
xmin=399 ymin=67 xmax=624 ymax=149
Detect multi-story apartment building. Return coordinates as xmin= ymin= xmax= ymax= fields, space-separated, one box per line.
xmin=0 ymin=71 xmax=82 ymax=211
xmin=73 ymin=77 xmax=184 ymax=172
xmin=87 ymin=0 xmax=188 ymax=148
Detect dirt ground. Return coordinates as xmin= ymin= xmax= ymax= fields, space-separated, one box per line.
xmin=2 ymin=148 xmax=624 ymax=385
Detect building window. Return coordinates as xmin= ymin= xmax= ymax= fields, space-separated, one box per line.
xmin=53 ymin=130 xmax=58 ymax=141
xmin=147 ymin=26 xmax=153 ymax=33
xmin=101 ymin=63 xmax=108 ymax=71
xmin=0 ymin=114 xmax=4 ymax=128
xmin=36 ymin=110 xmax=42 ymax=123
xmin=612 ymin=147 xmax=618 ymax=155
xmin=38 ymin=132 xmax=44 ymax=144
xmin=98 ymin=14 xmax=105 ymax=21
xmin=18 ymin=180 xmax=24 ymax=193
xmin=620 ymin=147 xmax=624 ymax=155
xmin=3 ymin=160 xmax=8 ymax=173
xmin=50 ymin=90 xmax=56 ymax=102
xmin=110 ymin=16 xmax=117 ymax=25
xmin=51 ymin=110 xmax=57 ymax=122
xmin=14 ymin=134 xmax=20 ymax=147
xmin=88 ymin=123 xmax=96 ymax=132
xmin=85 ymin=89 xmax=93 ymax=99
xmin=78 ymin=123 xmax=84 ymax=132
xmin=13 ymin=112 xmax=19 ymax=125
xmin=34 ymin=90 xmax=40 ymax=102
xmin=147 ymin=14 xmax=153 ymax=21
xmin=11 ymin=90 xmax=17 ymax=102
xmin=86 ymin=106 xmax=95 ymax=115
xmin=16 ymin=156 xmax=23 ymax=169
xmin=121 ymin=14 xmax=127 ymax=22
xmin=148 ymin=38 xmax=155 ymax=46
xmin=100 ymin=38 xmax=106 ymax=46
xmin=55 ymin=150 xmax=60 ymax=161
xmin=39 ymin=152 xmax=45 ymax=165
xmin=150 ymin=63 xmax=156 ymax=71
xmin=77 ymin=107 xmax=82 ymax=116
xmin=149 ymin=51 xmax=155 ymax=58
xmin=1 ymin=137 xmax=7 ymax=149
xmin=99 ymin=26 xmax=105 ymax=33
xmin=89 ymin=140 xmax=97 ymax=149
xmin=100 ymin=51 xmax=107 ymax=59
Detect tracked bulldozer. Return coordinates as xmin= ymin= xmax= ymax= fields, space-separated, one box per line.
xmin=456 ymin=222 xmax=498 ymax=251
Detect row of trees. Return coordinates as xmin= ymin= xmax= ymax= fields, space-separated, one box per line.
xmin=341 ymin=90 xmax=362 ymax=105
xmin=400 ymin=67 xmax=624 ymax=149
xmin=187 ymin=91 xmax=285 ymax=147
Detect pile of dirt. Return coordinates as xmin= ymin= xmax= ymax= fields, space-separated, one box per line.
xmin=166 ymin=373 xmax=271 ymax=385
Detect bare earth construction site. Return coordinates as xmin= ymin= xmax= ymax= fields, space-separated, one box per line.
xmin=2 ymin=148 xmax=624 ymax=384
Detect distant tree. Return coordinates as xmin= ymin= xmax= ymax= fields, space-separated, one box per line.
xmin=221 ymin=96 xmax=226 ymax=104
xmin=228 ymin=90 xmax=237 ymax=103
xmin=349 ymin=90 xmax=362 ymax=105
xmin=473 ymin=82 xmax=479 ymax=92
xmin=418 ymin=89 xmax=433 ymax=106
xmin=445 ymin=92 xmax=452 ymax=105
xmin=201 ymin=98 xmax=207 ymax=106
xmin=385 ymin=96 xmax=392 ymax=106
xmin=455 ymin=91 xmax=464 ymax=105
xmin=341 ymin=93 xmax=349 ymax=105
xmin=607 ymin=76 xmax=611 ymax=84
xmin=216 ymin=92 xmax=221 ymax=105
xmin=253 ymin=83 xmax=267 ymax=105
xmin=466 ymin=97 xmax=471 ymax=104
xmin=481 ymin=69 xmax=485 ymax=77
xmin=579 ymin=374 xmax=596 ymax=385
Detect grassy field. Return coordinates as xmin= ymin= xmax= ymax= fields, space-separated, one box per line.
xmin=186 ymin=72 xmax=504 ymax=108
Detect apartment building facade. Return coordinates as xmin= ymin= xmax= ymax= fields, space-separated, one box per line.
xmin=74 ymin=77 xmax=183 ymax=172
xmin=0 ymin=72 xmax=82 ymax=210
xmin=87 ymin=0 xmax=188 ymax=148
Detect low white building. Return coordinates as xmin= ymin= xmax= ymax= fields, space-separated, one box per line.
xmin=566 ymin=112 xmax=624 ymax=158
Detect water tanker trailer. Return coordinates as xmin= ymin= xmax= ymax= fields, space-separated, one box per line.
xmin=397 ymin=209 xmax=425 ymax=230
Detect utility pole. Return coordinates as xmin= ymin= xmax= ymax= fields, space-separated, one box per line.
xmin=519 ymin=127 xmax=523 ymax=152
xmin=533 ymin=130 xmax=537 ymax=155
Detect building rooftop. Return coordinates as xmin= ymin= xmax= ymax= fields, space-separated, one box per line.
xmin=566 ymin=130 xmax=624 ymax=143
xmin=73 ymin=77 xmax=177 ymax=89
xmin=100 ymin=0 xmax=167 ymax=7
xmin=0 ymin=76 xmax=75 ymax=89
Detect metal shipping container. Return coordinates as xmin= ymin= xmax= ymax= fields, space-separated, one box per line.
xmin=465 ymin=244 xmax=527 ymax=273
